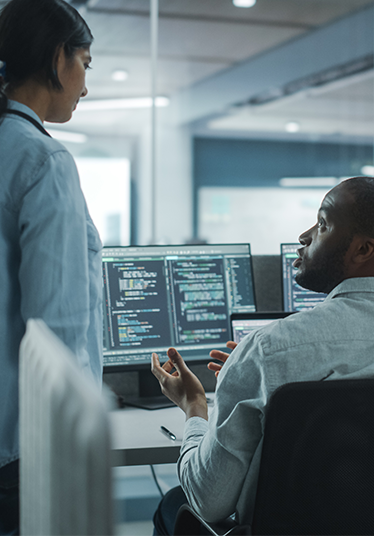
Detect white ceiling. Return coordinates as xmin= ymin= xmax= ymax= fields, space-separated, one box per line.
xmin=3 ymin=0 xmax=373 ymax=142
xmin=207 ymin=71 xmax=374 ymax=141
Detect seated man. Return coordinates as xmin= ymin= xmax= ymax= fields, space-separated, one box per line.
xmin=151 ymin=176 xmax=374 ymax=535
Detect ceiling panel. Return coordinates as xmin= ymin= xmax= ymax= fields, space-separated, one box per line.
xmin=86 ymin=12 xmax=151 ymax=54
xmin=156 ymin=18 xmax=304 ymax=62
xmin=86 ymin=54 xmax=231 ymax=98
xmin=89 ymin=0 xmax=373 ymax=27
xmin=0 ymin=0 xmax=367 ymax=141
xmin=87 ymin=10 xmax=305 ymax=63
xmin=207 ymin=70 xmax=374 ymax=142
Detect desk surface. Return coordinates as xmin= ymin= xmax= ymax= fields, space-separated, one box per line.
xmin=109 ymin=394 xmax=215 ymax=466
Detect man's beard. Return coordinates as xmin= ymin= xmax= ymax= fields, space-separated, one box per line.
xmin=295 ymin=236 xmax=352 ymax=294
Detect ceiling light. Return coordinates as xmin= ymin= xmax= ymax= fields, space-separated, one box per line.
xmin=361 ymin=165 xmax=374 ymax=176
xmin=280 ymin=177 xmax=338 ymax=188
xmin=77 ymin=97 xmax=170 ymax=111
xmin=112 ymin=70 xmax=128 ymax=82
xmin=233 ymin=0 xmax=256 ymax=7
xmin=285 ymin=121 xmax=300 ymax=133
xmin=46 ymin=129 xmax=87 ymax=143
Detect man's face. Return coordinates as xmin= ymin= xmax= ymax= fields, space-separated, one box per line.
xmin=294 ymin=184 xmax=355 ymax=294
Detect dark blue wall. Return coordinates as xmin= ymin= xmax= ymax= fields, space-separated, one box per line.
xmin=194 ymin=137 xmax=373 ymax=188
xmin=193 ymin=137 xmax=373 ymax=235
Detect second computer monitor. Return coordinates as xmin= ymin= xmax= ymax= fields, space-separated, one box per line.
xmin=281 ymin=243 xmax=327 ymax=312
xmin=231 ymin=312 xmax=295 ymax=344
xmin=103 ymin=243 xmax=256 ymax=371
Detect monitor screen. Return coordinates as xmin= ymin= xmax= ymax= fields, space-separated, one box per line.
xmin=102 ymin=243 xmax=256 ymax=370
xmin=281 ymin=243 xmax=327 ymax=312
xmin=231 ymin=312 xmax=295 ymax=344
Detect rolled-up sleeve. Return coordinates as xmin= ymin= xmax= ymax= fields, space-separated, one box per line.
xmin=177 ymin=338 xmax=268 ymax=523
xmin=18 ymin=149 xmax=93 ymax=379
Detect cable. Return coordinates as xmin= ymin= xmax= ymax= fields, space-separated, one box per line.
xmin=150 ymin=464 xmax=165 ymax=498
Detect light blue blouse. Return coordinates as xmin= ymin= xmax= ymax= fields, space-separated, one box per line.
xmin=0 ymin=100 xmax=103 ymax=468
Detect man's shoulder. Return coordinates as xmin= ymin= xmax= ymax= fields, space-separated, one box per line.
xmin=256 ymin=310 xmax=314 ymax=351
xmin=258 ymin=285 xmax=374 ymax=354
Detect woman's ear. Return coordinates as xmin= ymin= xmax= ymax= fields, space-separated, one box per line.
xmin=52 ymin=44 xmax=65 ymax=80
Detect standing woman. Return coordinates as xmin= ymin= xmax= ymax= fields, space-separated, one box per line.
xmin=0 ymin=0 xmax=102 ymax=533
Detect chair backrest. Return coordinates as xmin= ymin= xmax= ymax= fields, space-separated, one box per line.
xmin=252 ymin=379 xmax=374 ymax=535
xmin=19 ymin=319 xmax=113 ymax=536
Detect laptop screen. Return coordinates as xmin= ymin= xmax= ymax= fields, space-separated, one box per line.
xmin=230 ymin=312 xmax=295 ymax=344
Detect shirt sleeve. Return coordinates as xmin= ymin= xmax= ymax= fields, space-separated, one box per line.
xmin=177 ymin=334 xmax=268 ymax=523
xmin=17 ymin=149 xmax=94 ymax=381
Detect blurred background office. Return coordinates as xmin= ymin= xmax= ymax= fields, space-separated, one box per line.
xmin=6 ymin=0 xmax=370 ymax=255
xmin=2 ymin=0 xmax=373 ymax=532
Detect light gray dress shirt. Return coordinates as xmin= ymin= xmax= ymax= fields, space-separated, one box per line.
xmin=0 ymin=100 xmax=103 ymax=469
xmin=178 ymin=277 xmax=374 ymax=525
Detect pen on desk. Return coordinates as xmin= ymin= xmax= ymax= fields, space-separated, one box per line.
xmin=160 ymin=425 xmax=176 ymax=441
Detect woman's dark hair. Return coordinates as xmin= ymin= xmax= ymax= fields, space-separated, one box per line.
xmin=0 ymin=0 xmax=93 ymax=117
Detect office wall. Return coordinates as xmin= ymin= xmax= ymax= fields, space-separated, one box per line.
xmin=194 ymin=137 xmax=373 ymax=188
xmin=193 ymin=137 xmax=373 ymax=253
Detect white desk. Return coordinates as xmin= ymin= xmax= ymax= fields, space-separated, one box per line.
xmin=110 ymin=394 xmax=215 ymax=466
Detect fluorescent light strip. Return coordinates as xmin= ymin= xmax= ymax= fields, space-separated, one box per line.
xmin=285 ymin=121 xmax=300 ymax=133
xmin=112 ymin=70 xmax=128 ymax=81
xmin=46 ymin=129 xmax=87 ymax=143
xmin=280 ymin=177 xmax=339 ymax=188
xmin=77 ymin=96 xmax=169 ymax=111
xmin=233 ymin=0 xmax=256 ymax=6
xmin=361 ymin=165 xmax=374 ymax=176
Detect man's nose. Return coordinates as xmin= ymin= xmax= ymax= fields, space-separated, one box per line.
xmin=298 ymin=226 xmax=314 ymax=246
xmin=81 ymin=86 xmax=88 ymax=98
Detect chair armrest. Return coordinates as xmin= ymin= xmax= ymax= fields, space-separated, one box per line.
xmin=173 ymin=504 xmax=251 ymax=536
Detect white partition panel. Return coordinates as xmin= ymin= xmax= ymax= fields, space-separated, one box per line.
xmin=19 ymin=319 xmax=112 ymax=536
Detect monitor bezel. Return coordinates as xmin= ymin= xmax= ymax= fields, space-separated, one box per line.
xmin=102 ymin=242 xmax=256 ymax=373
xmin=280 ymin=242 xmax=328 ymax=312
xmin=280 ymin=242 xmax=300 ymax=312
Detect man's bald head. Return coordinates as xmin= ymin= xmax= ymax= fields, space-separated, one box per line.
xmin=294 ymin=177 xmax=374 ymax=294
xmin=337 ymin=177 xmax=374 ymax=238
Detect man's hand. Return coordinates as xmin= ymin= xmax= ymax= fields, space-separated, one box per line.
xmin=208 ymin=341 xmax=237 ymax=377
xmin=151 ymin=348 xmax=208 ymax=421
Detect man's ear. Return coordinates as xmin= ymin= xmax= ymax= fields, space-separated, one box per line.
xmin=351 ymin=236 xmax=374 ymax=265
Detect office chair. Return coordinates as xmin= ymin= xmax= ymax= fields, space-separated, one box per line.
xmin=19 ymin=319 xmax=113 ymax=536
xmin=174 ymin=378 xmax=374 ymax=536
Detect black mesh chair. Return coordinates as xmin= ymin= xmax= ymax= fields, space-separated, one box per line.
xmin=174 ymin=378 xmax=374 ymax=536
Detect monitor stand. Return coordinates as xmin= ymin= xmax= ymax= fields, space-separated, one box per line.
xmin=122 ymin=369 xmax=176 ymax=410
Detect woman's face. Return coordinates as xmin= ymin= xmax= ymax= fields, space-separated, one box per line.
xmin=47 ymin=47 xmax=91 ymax=123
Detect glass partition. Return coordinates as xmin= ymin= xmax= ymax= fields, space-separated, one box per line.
xmin=42 ymin=0 xmax=374 ymax=254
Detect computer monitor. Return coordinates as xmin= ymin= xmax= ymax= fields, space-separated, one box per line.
xmin=281 ymin=243 xmax=327 ymax=312
xmin=102 ymin=243 xmax=256 ymax=407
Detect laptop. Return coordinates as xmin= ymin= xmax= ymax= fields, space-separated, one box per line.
xmin=230 ymin=312 xmax=295 ymax=344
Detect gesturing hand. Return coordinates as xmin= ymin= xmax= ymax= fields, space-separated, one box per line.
xmin=151 ymin=347 xmax=208 ymax=421
xmin=208 ymin=340 xmax=237 ymax=377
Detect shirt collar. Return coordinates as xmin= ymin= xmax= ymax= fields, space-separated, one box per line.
xmin=326 ymin=277 xmax=374 ymax=301
xmin=7 ymin=99 xmax=44 ymax=128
